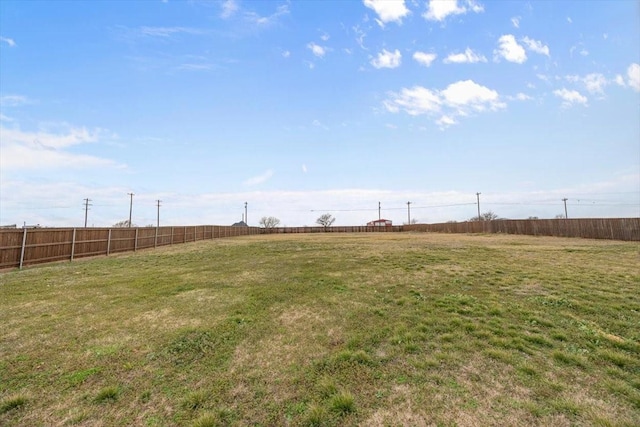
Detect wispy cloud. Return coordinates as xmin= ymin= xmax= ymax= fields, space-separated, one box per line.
xmin=553 ymin=88 xmax=588 ymax=108
xmin=244 ymin=4 xmax=289 ymax=27
xmin=220 ymin=0 xmax=239 ymax=19
xmin=521 ymin=36 xmax=550 ymax=56
xmin=307 ymin=42 xmax=327 ymax=58
xmin=0 ymin=36 xmax=16 ymax=47
xmin=137 ymin=26 xmax=207 ymax=38
xmin=627 ymin=63 xmax=640 ymax=91
xmin=244 ymin=169 xmax=274 ymax=186
xmin=0 ymin=95 xmax=31 ymax=107
xmin=443 ymin=47 xmax=487 ymax=64
xmin=0 ymin=124 xmax=121 ymax=170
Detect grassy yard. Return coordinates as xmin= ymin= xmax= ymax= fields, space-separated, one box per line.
xmin=0 ymin=232 xmax=638 ymax=426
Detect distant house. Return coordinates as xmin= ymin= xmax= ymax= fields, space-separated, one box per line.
xmin=367 ymin=218 xmax=392 ymax=227
xmin=232 ymin=221 xmax=248 ymax=227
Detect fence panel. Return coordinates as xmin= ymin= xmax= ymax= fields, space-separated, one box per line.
xmin=2 ymin=219 xmax=637 ymax=270
xmin=404 ymin=218 xmax=639 ymax=241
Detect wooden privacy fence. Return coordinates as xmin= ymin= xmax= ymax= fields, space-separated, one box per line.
xmin=404 ymin=218 xmax=640 ymax=241
xmin=1 ymin=219 xmax=637 ymax=270
xmin=261 ymin=226 xmax=404 ymax=234
xmin=0 ymin=225 xmax=261 ymax=270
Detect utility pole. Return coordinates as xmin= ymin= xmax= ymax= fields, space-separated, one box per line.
xmin=562 ymin=198 xmax=568 ymax=219
xmin=407 ymin=201 xmax=412 ymax=224
xmin=128 ymin=193 xmax=134 ymax=227
xmin=83 ymin=198 xmax=92 ymax=228
xmin=244 ymin=202 xmax=248 ymax=225
xmin=378 ymin=202 xmax=381 ymax=220
xmin=156 ymin=200 xmax=162 ymax=228
xmin=476 ymin=192 xmax=481 ymax=221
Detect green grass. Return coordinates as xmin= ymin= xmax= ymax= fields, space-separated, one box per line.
xmin=1 ymin=232 xmax=639 ymax=425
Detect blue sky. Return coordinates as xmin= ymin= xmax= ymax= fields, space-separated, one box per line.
xmin=1 ymin=0 xmax=639 ymax=227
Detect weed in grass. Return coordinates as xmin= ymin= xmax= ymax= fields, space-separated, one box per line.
xmin=66 ymin=367 xmax=101 ymax=386
xmin=330 ymin=391 xmax=355 ymax=415
xmin=304 ymin=404 xmax=328 ymax=427
xmin=182 ymin=391 xmax=208 ymax=410
xmin=139 ymin=390 xmax=151 ymax=403
xmin=317 ymin=378 xmax=338 ymax=398
xmin=0 ymin=394 xmax=27 ymax=414
xmin=191 ymin=412 xmax=219 ymax=427
xmin=94 ymin=386 xmax=119 ymax=403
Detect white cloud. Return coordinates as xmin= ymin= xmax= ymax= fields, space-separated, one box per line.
xmin=511 ymin=16 xmax=520 ymax=28
xmin=138 ymin=26 xmax=205 ymax=38
xmin=353 ymin=25 xmax=367 ymax=50
xmin=244 ymin=169 xmax=274 ymax=186
xmin=371 ymin=49 xmax=402 ymax=69
xmin=582 ymin=73 xmax=608 ymax=94
xmin=627 ymin=63 xmax=640 ymax=91
xmin=384 ymin=86 xmax=441 ymax=116
xmin=0 ymin=36 xmax=16 ymax=47
xmin=441 ymin=80 xmax=503 ymax=112
xmin=494 ymin=34 xmax=527 ymax=64
xmin=302 ymin=164 xmax=308 ymax=173
xmin=423 ymin=0 xmax=484 ymax=22
xmin=0 ymin=125 xmax=119 ymax=170
xmin=384 ymin=79 xmax=504 ymax=126
xmin=567 ymin=17 xmax=572 ymax=24
xmin=307 ymin=42 xmax=327 ymax=58
xmin=521 ymin=36 xmax=550 ymax=56
xmin=553 ymin=88 xmax=588 ymax=107
xmin=244 ymin=4 xmax=289 ymax=26
xmin=363 ymin=0 xmax=410 ymax=26
xmin=413 ymin=51 xmax=437 ymax=67
xmin=0 ymin=95 xmax=31 ymax=107
xmin=511 ymin=93 xmax=532 ymax=101
xmin=282 ymin=50 xmax=290 ymax=58
xmin=614 ymin=74 xmax=625 ymax=86
xmin=443 ymin=47 xmax=487 ymax=64
xmin=220 ymin=0 xmax=239 ymax=19
xmin=320 ymin=32 xmax=330 ymax=41
xmin=565 ymin=73 xmax=608 ymax=94
xmin=436 ymin=115 xmax=457 ymax=128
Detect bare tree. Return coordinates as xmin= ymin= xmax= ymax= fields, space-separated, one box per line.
xmin=113 ymin=219 xmax=136 ymax=227
xmin=259 ymin=216 xmax=281 ymax=228
xmin=468 ymin=211 xmax=499 ymax=222
xmin=316 ymin=213 xmax=335 ymax=228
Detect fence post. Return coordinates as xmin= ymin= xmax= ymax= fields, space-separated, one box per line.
xmin=70 ymin=228 xmax=77 ymax=261
xmin=19 ymin=227 xmax=28 ymax=270
xmin=155 ymin=227 xmax=158 ymax=248
xmin=134 ymin=228 xmax=139 ymax=252
xmin=107 ymin=229 xmax=112 ymax=255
